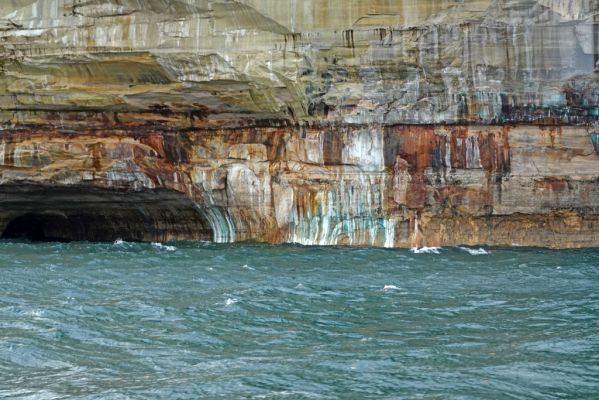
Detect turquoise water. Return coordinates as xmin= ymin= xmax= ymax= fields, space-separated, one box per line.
xmin=1 ymin=241 xmax=598 ymax=399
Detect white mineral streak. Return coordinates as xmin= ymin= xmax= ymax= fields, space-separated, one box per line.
xmin=104 ymin=161 xmax=155 ymax=190
xmin=192 ymin=167 xmax=236 ymax=243
xmin=444 ymin=141 xmax=452 ymax=174
xmin=286 ymin=168 xmax=395 ymax=247
xmin=202 ymin=206 xmax=236 ymax=244
xmin=273 ymin=184 xmax=294 ymax=228
xmin=465 ymin=136 xmax=482 ymax=169
xmin=410 ymin=213 xmax=423 ymax=250
xmin=342 ymin=128 xmax=384 ymax=172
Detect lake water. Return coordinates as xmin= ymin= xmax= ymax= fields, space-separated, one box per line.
xmin=1 ymin=241 xmax=598 ymax=399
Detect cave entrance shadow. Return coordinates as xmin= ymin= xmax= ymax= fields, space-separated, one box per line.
xmin=0 ymin=185 xmax=213 ymax=243
xmin=1 ymin=213 xmax=71 ymax=242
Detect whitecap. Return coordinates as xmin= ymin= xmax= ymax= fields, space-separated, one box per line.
xmin=151 ymin=242 xmax=177 ymax=252
xmin=458 ymin=247 xmax=489 ymax=255
xmin=225 ymin=298 xmax=238 ymax=306
xmin=26 ymin=309 xmax=44 ymax=318
xmin=383 ymin=284 xmax=400 ymax=291
xmin=410 ymin=246 xmax=441 ymax=254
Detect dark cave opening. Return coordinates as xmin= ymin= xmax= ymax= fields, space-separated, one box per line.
xmin=0 ymin=185 xmax=213 ymax=242
xmin=1 ymin=213 xmax=71 ymax=241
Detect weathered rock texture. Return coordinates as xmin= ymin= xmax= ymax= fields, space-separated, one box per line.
xmin=0 ymin=0 xmax=598 ymax=247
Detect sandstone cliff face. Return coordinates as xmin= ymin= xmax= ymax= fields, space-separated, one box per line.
xmin=0 ymin=0 xmax=597 ymax=247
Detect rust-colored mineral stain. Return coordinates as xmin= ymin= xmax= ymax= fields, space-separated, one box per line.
xmin=92 ymin=143 xmax=103 ymax=171
xmin=477 ymin=128 xmax=510 ymax=178
xmin=398 ymin=126 xmax=436 ymax=175
xmin=549 ymin=127 xmax=556 ymax=148
xmin=501 ymin=126 xmax=511 ymax=173
xmin=539 ymin=125 xmax=563 ymax=149
xmin=535 ymin=177 xmax=569 ymax=192
xmin=449 ymin=126 xmax=469 ymax=169
xmin=140 ymin=134 xmax=167 ymax=159
xmin=3 ymin=142 xmax=14 ymax=166
xmin=395 ymin=126 xmax=438 ymax=209
xmin=477 ymin=132 xmax=495 ymax=175
xmin=323 ymin=127 xmax=344 ymax=165
xmin=405 ymin=176 xmax=427 ymax=209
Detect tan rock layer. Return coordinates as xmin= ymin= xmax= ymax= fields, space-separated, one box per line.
xmin=0 ymin=1 xmax=597 ymax=126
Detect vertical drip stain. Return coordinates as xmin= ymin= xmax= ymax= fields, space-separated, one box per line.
xmin=201 ymin=205 xmax=236 ymax=243
xmin=286 ymin=172 xmax=395 ymax=247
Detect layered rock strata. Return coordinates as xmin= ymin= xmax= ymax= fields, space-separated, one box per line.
xmin=0 ymin=0 xmax=598 ymax=247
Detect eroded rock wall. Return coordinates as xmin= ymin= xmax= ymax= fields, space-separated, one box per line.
xmin=0 ymin=0 xmax=598 ymax=247
xmin=2 ymin=121 xmax=598 ymax=247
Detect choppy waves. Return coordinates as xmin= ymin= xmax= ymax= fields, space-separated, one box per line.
xmin=0 ymin=242 xmax=597 ymax=398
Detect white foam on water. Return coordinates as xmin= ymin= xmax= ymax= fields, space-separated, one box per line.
xmin=242 ymin=264 xmax=254 ymax=270
xmin=410 ymin=246 xmax=441 ymax=254
xmin=225 ymin=298 xmax=238 ymax=306
xmin=458 ymin=247 xmax=489 ymax=255
xmin=151 ymin=242 xmax=177 ymax=252
xmin=27 ymin=309 xmax=44 ymax=318
xmin=383 ymin=284 xmax=400 ymax=291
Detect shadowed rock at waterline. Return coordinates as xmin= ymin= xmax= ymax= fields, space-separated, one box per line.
xmin=0 ymin=185 xmax=212 ymax=242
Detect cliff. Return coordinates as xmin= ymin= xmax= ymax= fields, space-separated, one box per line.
xmin=0 ymin=0 xmax=598 ymax=247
